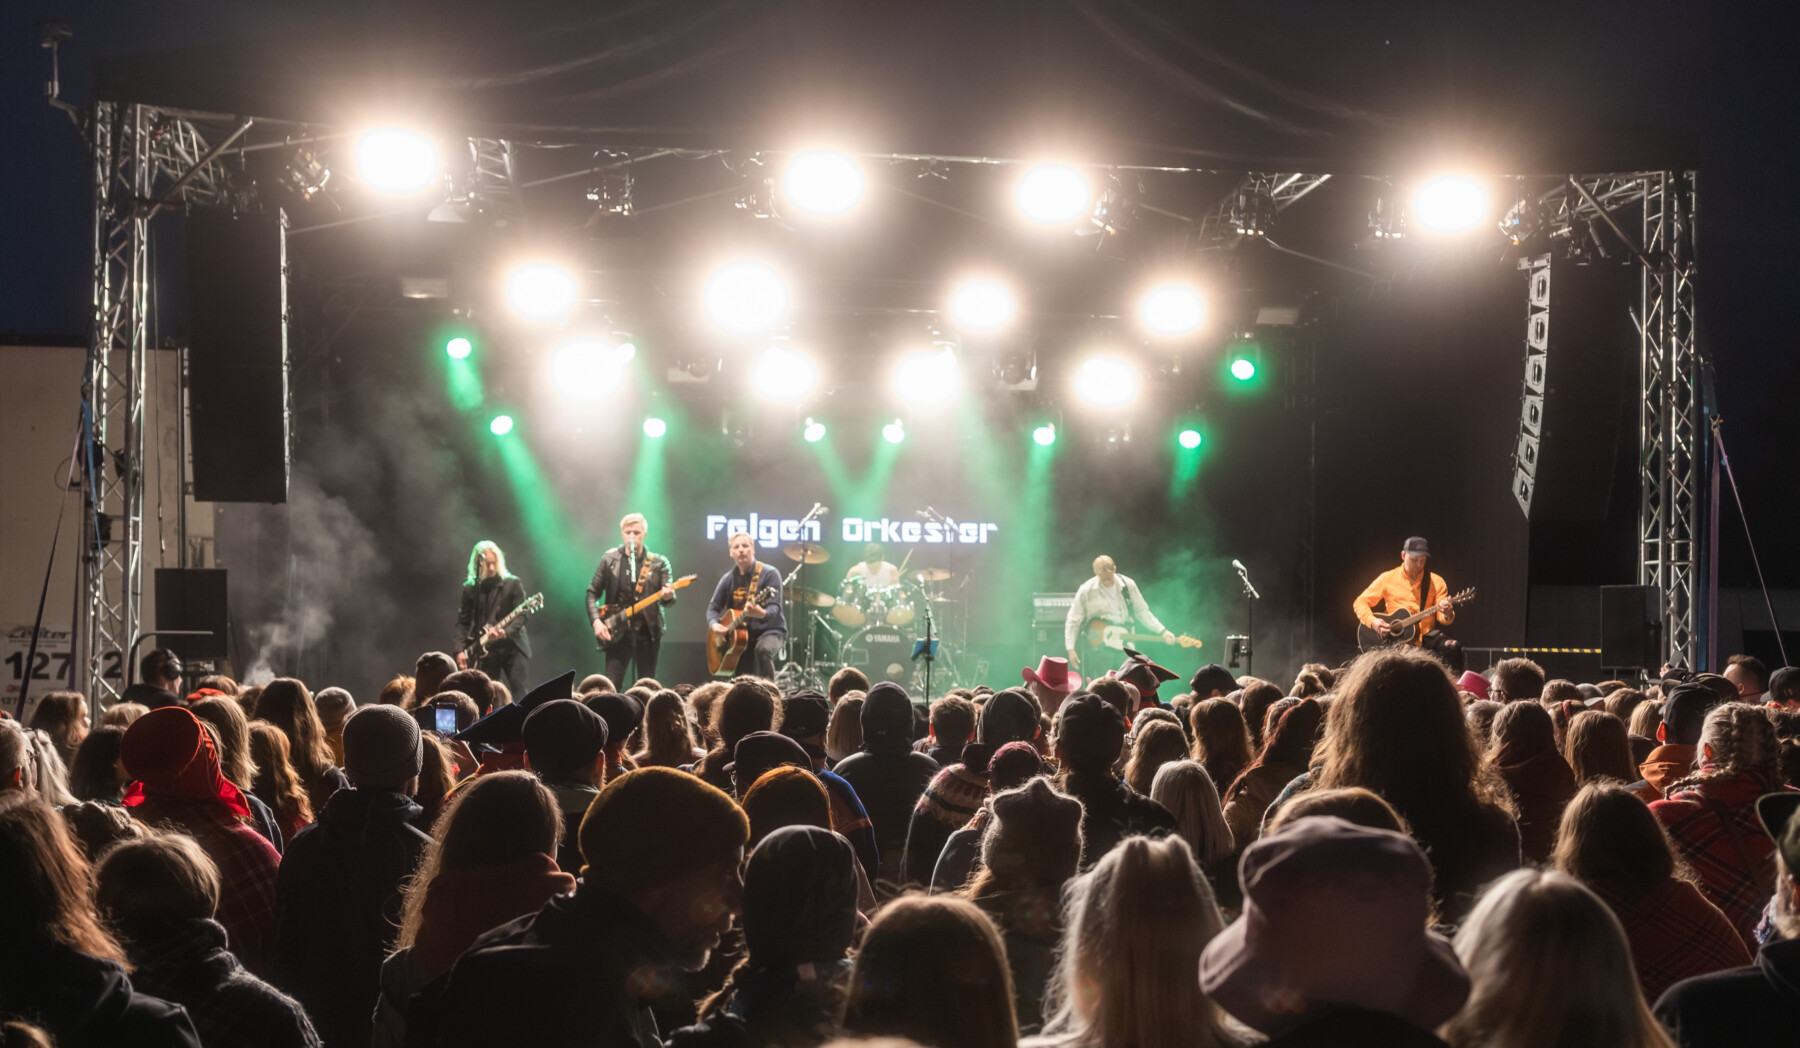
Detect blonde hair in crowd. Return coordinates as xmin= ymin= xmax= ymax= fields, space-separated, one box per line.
xmin=1148 ymin=760 xmax=1235 ymax=867
xmin=1443 ymin=869 xmax=1674 ymax=1048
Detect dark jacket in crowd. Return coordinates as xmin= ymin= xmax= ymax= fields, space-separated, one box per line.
xmin=1654 ymin=937 xmax=1800 ymax=1048
xmin=245 ymin=790 xmax=286 ymax=854
xmin=832 ymin=695 xmax=939 ymax=883
xmin=275 ymin=786 xmax=431 ymax=1048
xmin=120 ymin=681 xmax=185 ymax=709
xmin=123 ymin=917 xmax=321 ymax=1048
xmin=426 ymin=885 xmax=690 ymax=1048
xmin=1492 ymin=744 xmax=1577 ymax=864
xmin=0 ymin=938 xmax=201 ymax=1048
xmin=544 ymin=779 xmax=601 ymax=875
xmin=1261 ymin=1006 xmax=1450 ymax=1048
xmin=1059 ymin=770 xmax=1177 ymax=869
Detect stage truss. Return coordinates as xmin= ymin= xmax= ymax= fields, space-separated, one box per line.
xmin=70 ymin=101 xmax=1707 ymax=692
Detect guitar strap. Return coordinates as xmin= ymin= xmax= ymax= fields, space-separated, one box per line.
xmin=632 ymin=546 xmax=655 ymax=598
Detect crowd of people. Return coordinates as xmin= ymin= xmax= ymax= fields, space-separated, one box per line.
xmin=3 ymin=645 xmax=1799 ymax=1048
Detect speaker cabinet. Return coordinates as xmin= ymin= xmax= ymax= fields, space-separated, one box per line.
xmin=154 ymin=568 xmax=230 ymax=660
xmin=1600 ymin=585 xmax=1661 ymax=671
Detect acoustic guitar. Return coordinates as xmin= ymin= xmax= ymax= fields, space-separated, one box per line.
xmin=1356 ymin=587 xmax=1477 ymax=651
xmin=1083 ymin=618 xmax=1204 ymax=653
xmin=461 ymin=592 xmax=545 ymax=661
xmin=707 ymin=585 xmax=775 ymax=677
xmin=595 ymin=574 xmax=698 ymax=650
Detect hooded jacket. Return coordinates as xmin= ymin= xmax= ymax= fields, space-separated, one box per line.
xmin=274 ymin=786 xmax=432 ymax=1048
xmin=122 ymin=916 xmax=319 ymax=1048
xmin=1654 ymin=936 xmax=1800 ymax=1048
xmin=1633 ymin=743 xmax=1698 ymax=803
xmin=0 ymin=936 xmax=200 ymax=1048
xmin=831 ymin=684 xmax=939 ymax=880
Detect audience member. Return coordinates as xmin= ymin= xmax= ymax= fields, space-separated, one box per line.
xmin=777 ymin=689 xmax=834 ymax=765
xmin=825 ymin=695 xmax=865 ymax=764
xmin=834 ymin=683 xmax=940 ymax=882
xmin=926 ymin=696 xmax=978 ymax=766
xmin=27 ymin=691 xmax=89 ymax=767
xmin=829 ymin=667 xmax=871 ymax=703
xmin=191 ymin=697 xmax=285 ymax=853
xmin=415 ymin=652 xmax=458 ymax=703
xmin=1724 ymin=655 xmax=1769 ymax=702
xmin=1264 ymin=785 xmax=1407 ymax=836
xmin=1486 ymin=701 xmax=1577 ymax=863
xmin=1634 ymin=683 xmax=1724 ymax=802
xmin=842 ymin=895 xmax=1018 ymax=1048
xmin=522 ymin=698 xmax=608 ymax=874
xmin=254 ymin=678 xmax=350 ymax=811
xmin=376 ymin=675 xmax=415 ymax=708
xmin=1221 ymin=698 xmax=1323 ymax=846
xmin=67 ymin=724 xmax=129 ymax=803
xmin=1122 ymin=720 xmax=1188 ymax=796
xmin=1490 ymin=657 xmax=1546 ymax=703
xmin=931 ymin=741 xmax=1049 ymax=894
xmin=1149 ymin=760 xmax=1236 ymax=903
xmin=1054 ymin=694 xmax=1175 ymax=869
xmin=1189 ymin=698 xmax=1255 ymax=799
xmin=312 ymin=686 xmax=356 ymax=765
xmin=586 ymin=691 xmax=646 ymax=780
xmin=100 ymin=700 xmax=150 ymax=728
xmin=696 ymin=679 xmax=781 ymax=791
xmin=902 ymin=688 xmax=1040 ymax=886
xmin=1568 ymin=710 xmax=1641 ymax=785
xmin=636 ymin=689 xmax=706 ymax=767
xmin=1766 ymin=666 xmax=1800 ymax=711
xmin=122 ymin=648 xmax=186 ymax=709
xmin=246 ymin=722 xmax=315 ymax=841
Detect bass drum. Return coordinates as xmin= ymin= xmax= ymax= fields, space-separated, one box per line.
xmin=832 ymin=576 xmax=868 ymax=627
xmin=842 ymin=624 xmax=915 ymax=686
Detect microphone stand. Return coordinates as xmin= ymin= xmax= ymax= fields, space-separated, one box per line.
xmin=1234 ymin=562 xmax=1260 ymax=677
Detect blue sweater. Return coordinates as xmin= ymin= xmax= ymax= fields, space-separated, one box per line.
xmin=707 ymin=562 xmax=787 ymax=637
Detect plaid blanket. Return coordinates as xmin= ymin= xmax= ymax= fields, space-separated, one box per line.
xmin=1650 ymin=771 xmax=1794 ymax=949
xmin=1591 ymin=877 xmax=1753 ymax=1002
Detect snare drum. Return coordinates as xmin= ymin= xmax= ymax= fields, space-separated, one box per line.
xmin=832 ymin=576 xmax=868 ymax=627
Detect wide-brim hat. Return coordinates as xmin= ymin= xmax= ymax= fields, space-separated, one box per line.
xmin=1021 ymin=656 xmax=1081 ymax=693
xmin=1199 ymin=816 xmax=1470 ymax=1036
xmin=1456 ymin=671 xmax=1490 ymax=699
xmin=1755 ymin=791 xmax=1800 ymax=877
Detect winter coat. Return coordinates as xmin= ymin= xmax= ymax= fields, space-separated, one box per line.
xmin=0 ymin=937 xmax=200 ymax=1048
xmin=668 ymin=959 xmax=852 ymax=1048
xmin=274 ymin=786 xmax=431 ymax=1048
xmin=1654 ymin=936 xmax=1800 ymax=1048
xmin=901 ymin=762 xmax=987 ymax=886
xmin=544 ymin=778 xmax=601 ymax=874
xmin=122 ymin=916 xmax=320 ymax=1048
xmin=1492 ymin=750 xmax=1577 ymax=863
xmin=1260 ymin=1006 xmax=1449 ymax=1048
xmin=831 ymin=750 xmax=939 ymax=882
xmin=1651 ymin=771 xmax=1795 ymax=948
xmin=128 ymin=795 xmax=281 ymax=977
xmin=1060 ymin=771 xmax=1177 ymax=870
xmin=1588 ymin=878 xmax=1753 ymax=1002
xmin=973 ymin=889 xmax=1062 ymax=1033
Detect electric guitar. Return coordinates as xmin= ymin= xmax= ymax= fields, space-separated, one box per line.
xmin=707 ymin=586 xmax=776 ymax=677
xmin=1356 ymin=588 xmax=1476 ymax=651
xmin=462 ymin=592 xmax=545 ymax=660
xmin=595 ymin=574 xmax=698 ymax=650
xmin=1084 ymin=618 xmax=1204 ymax=652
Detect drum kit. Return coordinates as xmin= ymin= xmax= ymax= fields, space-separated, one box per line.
xmin=775 ymin=541 xmax=969 ymax=695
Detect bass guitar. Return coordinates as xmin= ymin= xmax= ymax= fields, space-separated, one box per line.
xmin=1356 ymin=587 xmax=1476 ymax=651
xmin=1084 ymin=618 xmax=1204 ymax=653
xmin=595 ymin=574 xmax=698 ymax=649
xmin=462 ymin=592 xmax=545 ymax=661
xmin=707 ymin=586 xmax=775 ymax=677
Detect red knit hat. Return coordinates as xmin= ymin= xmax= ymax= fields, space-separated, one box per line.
xmin=120 ymin=706 xmax=251 ymax=818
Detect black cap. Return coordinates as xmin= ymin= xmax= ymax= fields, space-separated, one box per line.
xmin=1056 ymin=693 xmax=1127 ymax=773
xmin=583 ymin=692 xmax=643 ymax=747
xmin=1191 ymin=664 xmax=1237 ymax=697
xmin=779 ymin=691 xmax=831 ymax=740
xmin=522 ymin=699 xmax=608 ymax=778
xmin=1403 ymin=537 xmax=1430 ymax=556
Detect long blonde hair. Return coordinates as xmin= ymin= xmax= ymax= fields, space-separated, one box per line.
xmin=825 ymin=696 xmax=865 ymax=763
xmin=1031 ymin=835 xmax=1233 ymax=1048
xmin=463 ymin=540 xmax=516 ymax=585
xmin=1148 ymin=760 xmax=1234 ymax=866
xmin=1444 ymin=869 xmax=1674 ymax=1048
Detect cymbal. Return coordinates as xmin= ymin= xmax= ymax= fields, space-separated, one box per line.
xmin=789 ymin=585 xmax=836 ymax=608
xmin=782 ymin=542 xmax=831 ymax=565
xmin=911 ymin=568 xmax=953 ymax=582
xmin=925 ymin=595 xmax=959 ymax=603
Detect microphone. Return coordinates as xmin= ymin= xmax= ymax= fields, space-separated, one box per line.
xmin=1232 ymin=559 xmax=1247 ymax=573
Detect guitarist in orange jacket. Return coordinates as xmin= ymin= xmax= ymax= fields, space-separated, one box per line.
xmin=586 ymin=513 xmax=679 ymax=686
xmin=1353 ymin=536 xmax=1464 ymax=671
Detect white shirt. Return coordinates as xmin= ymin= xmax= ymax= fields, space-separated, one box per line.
xmin=847 ymin=561 xmax=902 ymax=587
xmin=1064 ymin=573 xmax=1167 ymax=651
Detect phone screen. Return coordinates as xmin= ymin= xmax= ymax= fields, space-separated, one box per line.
xmin=435 ymin=707 xmax=458 ymax=734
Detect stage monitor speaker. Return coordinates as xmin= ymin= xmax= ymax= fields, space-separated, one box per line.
xmin=1600 ymin=584 xmax=1660 ymax=671
xmin=187 ymin=208 xmax=290 ymax=503
xmin=154 ymin=568 xmax=230 ymax=660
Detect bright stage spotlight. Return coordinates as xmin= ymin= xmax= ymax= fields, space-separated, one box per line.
xmin=1137 ymin=283 xmax=1205 ymax=337
xmin=1032 ymin=423 xmax=1057 ymax=447
xmin=704 ymin=261 xmax=789 ymax=334
xmin=803 ymin=417 xmax=827 ymax=443
xmin=782 ymin=150 xmax=865 ymax=217
xmin=1072 ymin=355 xmax=1140 ymax=407
xmin=488 ymin=414 xmax=514 ymax=436
xmin=643 ymin=417 xmax=667 ymax=439
xmin=882 ymin=419 xmax=906 ymax=444
xmin=948 ymin=278 xmax=1018 ymax=332
xmin=1015 ymin=164 xmax=1092 ymax=225
xmin=751 ymin=344 xmax=819 ymax=401
xmin=1229 ymin=356 xmax=1257 ymax=382
xmin=355 ymin=128 xmax=439 ymax=194
xmin=445 ymin=336 xmax=473 ymax=360
xmin=614 ymin=340 xmax=637 ymax=362
xmin=549 ymin=337 xmax=626 ymax=401
xmin=506 ymin=263 xmax=578 ymax=320
xmin=891 ymin=345 xmax=960 ymax=407
xmin=1177 ymin=428 xmax=1203 ymax=450
xmin=1413 ymin=176 xmax=1489 ymax=233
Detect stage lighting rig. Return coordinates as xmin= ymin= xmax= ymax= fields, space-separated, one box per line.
xmin=1084 ymin=173 xmax=1141 ymax=238
xmin=1498 ymin=192 xmax=1547 ymax=247
xmin=803 ymin=417 xmax=827 ymax=443
xmin=279 ymin=146 xmax=331 ymax=202
xmin=752 ymin=342 xmax=820 ymax=402
xmin=704 ymin=260 xmax=789 ymax=334
xmin=1073 ymin=355 xmax=1141 ymax=408
xmin=732 ymin=155 xmax=778 ymax=220
xmin=992 ymin=349 xmax=1037 ymax=391
xmin=356 ymin=128 xmax=439 ymax=194
xmin=1138 ymin=283 xmax=1205 ymax=338
xmin=506 ymin=263 xmax=578 ymax=321
xmin=891 ymin=339 xmax=961 ymax=408
xmin=948 ymin=278 xmax=1018 ymax=333
xmin=1413 ymin=175 xmax=1489 ymax=233
xmin=1367 ymin=194 xmax=1407 ymax=241
xmin=1229 ymin=186 xmax=1275 ymax=237
xmin=1016 ymin=164 xmax=1092 ymax=226
xmin=782 ymin=150 xmax=865 ymax=217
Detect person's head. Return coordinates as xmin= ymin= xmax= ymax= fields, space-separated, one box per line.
xmin=829 ymin=666 xmax=871 ymax=703
xmin=1400 ymin=536 xmax=1430 ymax=575
xmin=0 ymin=791 xmax=126 ymax=962
xmin=1445 ymin=869 xmax=1672 ymax=1048
xmin=1266 ymin=786 xmax=1408 ymax=835
xmin=415 ymin=652 xmax=457 ymax=701
xmin=94 ymin=831 xmax=220 ymax=936
xmin=27 ymin=692 xmax=88 ymax=765
xmin=465 ymin=540 xmax=510 ymax=582
xmin=1150 ymin=760 xmax=1234 ymax=866
xmin=1725 ymin=654 xmax=1769 ymax=698
xmin=67 ymin=725 xmax=130 ymax=803
xmin=1042 ymin=834 xmax=1231 ymax=1048
xmin=1677 ymin=702 xmax=1781 ymax=791
xmin=928 ymin=696 xmax=977 ymax=754
xmin=716 ymin=679 xmax=780 ymax=756
xmin=1769 ymin=666 xmax=1800 ymax=709
xmin=255 ymin=677 xmax=334 ymax=777
xmin=987 ymin=740 xmax=1047 ymax=792
xmin=740 ymin=825 xmax=858 ymax=969
xmin=1238 ymin=680 xmax=1283 ymax=750
xmin=119 ymin=706 xmax=241 ymax=813
xmin=825 ymin=696 xmax=865 ymax=763
xmin=1490 ymin=657 xmax=1546 ymax=703
xmin=1188 ymin=697 xmax=1254 ymax=771
xmin=1465 ymin=699 xmax=1504 ymax=749
xmin=859 ymin=682 xmax=916 ymax=756
xmin=1565 ymin=711 xmax=1638 ymax=785
xmin=1086 ymin=679 xmax=1133 ymax=722
xmin=620 ymin=512 xmax=648 ymax=550
xmin=1289 ymin=672 xmax=1327 ymax=699
xmin=377 ymin=676 xmax=415 ymax=708
xmin=1629 ymin=697 xmax=1665 ymax=740
xmin=523 ymin=699 xmax=607 ymax=785
xmin=1553 ymin=781 xmax=1679 ymax=894
xmin=978 ymin=689 xmax=1040 ymax=749
xmin=139 ymin=648 xmax=183 ymax=691
xmin=583 ymin=693 xmax=644 ymax=758
xmin=730 ymin=731 xmax=813 ymax=799
xmin=1541 ymin=679 xmax=1585 ymax=711
xmin=729 ymin=531 xmax=756 ymax=570
xmin=1092 ymin=554 xmax=1117 ymax=583
xmin=99 ymin=701 xmax=149 ymax=729
xmin=1604 ymin=687 xmax=1651 ymax=726
xmin=579 ymin=673 xmax=617 ymax=697
xmin=1658 ymin=682 xmax=1723 ymax=747
xmin=578 ymin=767 xmax=748 ymax=968
xmin=398 ymin=770 xmax=563 ymax=949
xmin=341 ymin=704 xmax=423 ymax=792
xmin=1255 ymin=698 xmax=1325 ymax=772
xmin=1124 ymin=720 xmax=1189 ymax=796
xmin=1054 ymin=694 xmax=1128 ymax=776
xmin=247 ymin=721 xmax=312 ymax=824
xmin=1200 ymin=816 xmax=1468 ymax=1037
xmin=438 ymin=669 xmax=496 ymax=716
xmin=862 ymin=541 xmax=885 ymax=567
xmin=843 ymin=894 xmax=1018 ymax=1048
xmin=741 ymin=766 xmax=833 ymax=846
xmin=972 ymin=777 xmax=1083 ymax=896
xmin=0 ymin=722 xmax=35 ymax=794
xmin=637 ymin=690 xmax=698 ymax=763
xmin=1486 ymin=698 xmax=1558 ymax=761
xmin=313 ymin=686 xmax=356 ymax=731
xmin=1189 ymin=664 xmax=1237 ymax=699
xmin=188 ymin=696 xmax=256 ymax=793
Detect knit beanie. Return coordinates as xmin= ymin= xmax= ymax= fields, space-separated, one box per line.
xmin=987 ymin=740 xmax=1048 ymax=791
xmin=979 ymin=689 xmax=1040 ymax=747
xmin=523 ymin=699 xmax=608 ymax=779
xmin=861 ymin=682 xmax=916 ymax=754
xmin=779 ymin=691 xmax=832 ymax=741
xmin=343 ymin=704 xmax=424 ymax=789
xmin=583 ymin=692 xmax=644 ymax=749
xmin=981 ymin=778 xmax=1084 ymax=883
xmin=1056 ymin=693 xmax=1127 ymax=773
xmin=580 ymin=767 xmax=749 ymax=895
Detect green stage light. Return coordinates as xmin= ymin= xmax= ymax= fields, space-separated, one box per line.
xmin=445 ymin=336 xmax=472 ymax=360
xmin=882 ymin=419 xmax=906 ymax=444
xmin=1032 ymin=423 xmax=1057 ymax=446
xmin=803 ymin=418 xmax=827 ymax=443
xmin=1178 ymin=428 xmax=1203 ymax=450
xmin=643 ymin=416 xmax=667 ymax=439
xmin=1229 ymin=357 xmax=1257 ymax=381
xmin=489 ymin=414 xmax=514 ymax=436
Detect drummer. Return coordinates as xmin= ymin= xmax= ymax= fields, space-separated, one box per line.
xmin=844 ymin=542 xmax=902 ymax=588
